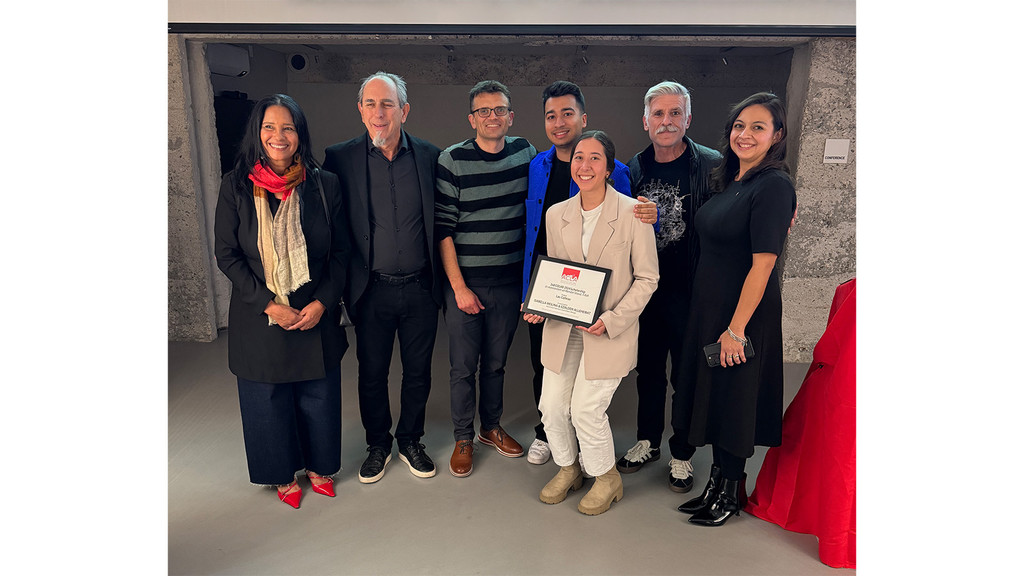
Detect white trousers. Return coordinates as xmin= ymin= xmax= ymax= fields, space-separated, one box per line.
xmin=539 ymin=329 xmax=622 ymax=476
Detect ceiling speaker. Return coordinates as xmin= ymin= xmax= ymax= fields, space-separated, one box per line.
xmin=287 ymin=53 xmax=309 ymax=73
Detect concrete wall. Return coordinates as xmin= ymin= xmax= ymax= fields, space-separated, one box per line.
xmin=279 ymin=45 xmax=792 ymax=163
xmin=782 ymin=38 xmax=857 ymax=360
xmin=168 ymin=35 xmax=218 ymax=342
xmin=168 ymin=34 xmax=856 ymax=361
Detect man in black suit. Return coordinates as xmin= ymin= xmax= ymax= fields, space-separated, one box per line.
xmin=323 ymin=71 xmax=443 ymax=484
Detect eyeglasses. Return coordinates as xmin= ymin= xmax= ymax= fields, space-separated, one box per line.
xmin=470 ymin=106 xmax=512 ymax=118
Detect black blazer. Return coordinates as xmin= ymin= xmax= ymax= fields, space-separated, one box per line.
xmin=322 ymin=131 xmax=443 ymax=316
xmin=213 ymin=167 xmax=351 ymax=383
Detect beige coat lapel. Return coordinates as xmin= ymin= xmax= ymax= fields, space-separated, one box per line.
xmin=559 ymin=193 xmax=586 ymax=264
xmin=583 ymin=184 xmax=619 ymax=265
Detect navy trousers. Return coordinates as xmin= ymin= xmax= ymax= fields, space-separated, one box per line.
xmin=236 ymin=364 xmax=342 ymax=486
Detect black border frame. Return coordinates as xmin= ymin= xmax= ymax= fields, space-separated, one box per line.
xmin=524 ymin=255 xmax=612 ymax=328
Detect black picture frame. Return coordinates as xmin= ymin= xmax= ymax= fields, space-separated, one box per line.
xmin=523 ymin=255 xmax=611 ymax=328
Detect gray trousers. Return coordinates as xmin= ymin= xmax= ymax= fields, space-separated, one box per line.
xmin=444 ymin=282 xmax=521 ymax=440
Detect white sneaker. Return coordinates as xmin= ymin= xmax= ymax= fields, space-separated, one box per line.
xmin=527 ymin=439 xmax=551 ymax=465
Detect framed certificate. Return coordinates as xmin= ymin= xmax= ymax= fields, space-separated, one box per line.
xmin=523 ymin=256 xmax=611 ymax=327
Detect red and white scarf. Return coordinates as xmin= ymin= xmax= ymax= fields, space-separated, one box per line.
xmin=249 ymin=160 xmax=309 ymax=324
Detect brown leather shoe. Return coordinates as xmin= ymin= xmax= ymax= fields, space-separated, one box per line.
xmin=477 ymin=426 xmax=524 ymax=458
xmin=449 ymin=439 xmax=474 ymax=477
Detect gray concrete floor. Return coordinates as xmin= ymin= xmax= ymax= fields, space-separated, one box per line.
xmin=169 ymin=318 xmax=848 ymax=575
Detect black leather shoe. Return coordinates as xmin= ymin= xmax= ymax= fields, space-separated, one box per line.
xmin=678 ymin=464 xmax=722 ymax=514
xmin=615 ymin=440 xmax=661 ymax=473
xmin=358 ymin=446 xmax=392 ymax=484
xmin=687 ymin=477 xmax=746 ymax=527
xmin=399 ymin=442 xmax=436 ymax=478
xmin=668 ymin=458 xmax=694 ymax=493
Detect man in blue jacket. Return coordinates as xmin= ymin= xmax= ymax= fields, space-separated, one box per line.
xmin=522 ymin=81 xmax=656 ymax=467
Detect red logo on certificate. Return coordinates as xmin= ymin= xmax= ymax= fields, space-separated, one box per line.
xmin=561 ymin=267 xmax=581 ymax=283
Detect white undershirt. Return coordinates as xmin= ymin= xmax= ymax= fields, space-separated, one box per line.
xmin=581 ymin=202 xmax=604 ymax=262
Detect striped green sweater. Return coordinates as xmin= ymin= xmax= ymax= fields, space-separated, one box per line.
xmin=435 ymin=136 xmax=537 ymax=286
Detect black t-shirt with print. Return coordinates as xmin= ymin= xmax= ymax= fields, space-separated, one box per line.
xmin=635 ymin=145 xmax=694 ymax=289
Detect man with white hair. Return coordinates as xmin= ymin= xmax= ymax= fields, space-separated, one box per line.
xmin=617 ymin=81 xmax=722 ymax=493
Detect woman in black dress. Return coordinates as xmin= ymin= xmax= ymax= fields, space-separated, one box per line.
xmin=673 ymin=92 xmax=797 ymax=526
xmin=214 ymin=94 xmax=350 ymax=509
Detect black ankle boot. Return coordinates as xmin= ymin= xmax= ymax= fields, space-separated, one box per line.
xmin=677 ymin=464 xmax=721 ymax=514
xmin=687 ymin=476 xmax=746 ymax=527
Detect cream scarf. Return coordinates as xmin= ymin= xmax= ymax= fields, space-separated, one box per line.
xmin=253 ymin=185 xmax=310 ymax=325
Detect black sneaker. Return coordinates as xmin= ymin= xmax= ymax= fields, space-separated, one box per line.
xmin=358 ymin=446 xmax=392 ymax=484
xmin=615 ymin=440 xmax=661 ymax=473
xmin=669 ymin=458 xmax=694 ymax=493
xmin=399 ymin=442 xmax=436 ymax=478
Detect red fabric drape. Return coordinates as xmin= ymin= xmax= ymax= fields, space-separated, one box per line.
xmin=746 ymin=278 xmax=856 ymax=569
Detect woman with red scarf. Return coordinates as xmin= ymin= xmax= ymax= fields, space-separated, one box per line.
xmin=214 ymin=94 xmax=351 ymax=509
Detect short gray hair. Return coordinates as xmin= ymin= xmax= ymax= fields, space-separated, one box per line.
xmin=643 ymin=81 xmax=691 ymax=119
xmin=357 ymin=71 xmax=409 ymax=107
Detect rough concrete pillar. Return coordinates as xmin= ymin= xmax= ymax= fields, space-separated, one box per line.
xmin=168 ymin=35 xmax=218 ymax=342
xmin=783 ymin=37 xmax=856 ymax=361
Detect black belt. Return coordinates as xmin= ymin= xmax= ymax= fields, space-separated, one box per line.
xmin=373 ymin=270 xmax=423 ymax=286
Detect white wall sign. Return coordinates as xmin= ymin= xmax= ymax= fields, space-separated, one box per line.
xmin=823 ymin=138 xmax=851 ymax=164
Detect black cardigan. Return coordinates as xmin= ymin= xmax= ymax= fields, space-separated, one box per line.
xmin=213 ymin=167 xmax=351 ymax=383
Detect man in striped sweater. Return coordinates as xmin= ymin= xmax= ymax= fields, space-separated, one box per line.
xmin=435 ymin=80 xmax=537 ymax=478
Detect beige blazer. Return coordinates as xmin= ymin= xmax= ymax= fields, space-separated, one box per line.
xmin=541 ymin=184 xmax=659 ymax=379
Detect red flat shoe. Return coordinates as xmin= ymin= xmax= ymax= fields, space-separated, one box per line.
xmin=309 ymin=475 xmax=335 ymax=497
xmin=277 ymin=482 xmax=302 ymax=509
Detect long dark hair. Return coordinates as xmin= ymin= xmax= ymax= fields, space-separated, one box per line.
xmin=233 ymin=94 xmax=320 ymax=175
xmin=573 ymin=130 xmax=616 ymax=184
xmin=710 ymin=92 xmax=789 ymax=192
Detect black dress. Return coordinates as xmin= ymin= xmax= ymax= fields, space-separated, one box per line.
xmin=680 ymin=168 xmax=796 ymax=458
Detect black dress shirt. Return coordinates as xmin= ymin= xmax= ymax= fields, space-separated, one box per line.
xmin=367 ymin=132 xmax=429 ymax=275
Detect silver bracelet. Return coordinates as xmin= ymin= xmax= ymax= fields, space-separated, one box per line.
xmin=727 ymin=326 xmax=747 ymax=344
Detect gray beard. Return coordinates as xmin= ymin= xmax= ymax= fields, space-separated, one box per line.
xmin=371 ymin=130 xmax=387 ymax=149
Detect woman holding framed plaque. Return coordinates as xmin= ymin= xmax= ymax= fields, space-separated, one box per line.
xmin=523 ymin=130 xmax=658 ymax=515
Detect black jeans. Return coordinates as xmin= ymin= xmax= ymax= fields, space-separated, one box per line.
xmin=527 ymin=320 xmax=547 ymax=442
xmin=667 ymin=298 xmax=697 ymax=462
xmin=236 ymin=364 xmax=342 ymax=485
xmin=354 ymin=275 xmax=438 ymax=452
xmin=444 ymin=283 xmax=520 ymax=440
xmin=634 ymin=288 xmax=685 ymax=448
